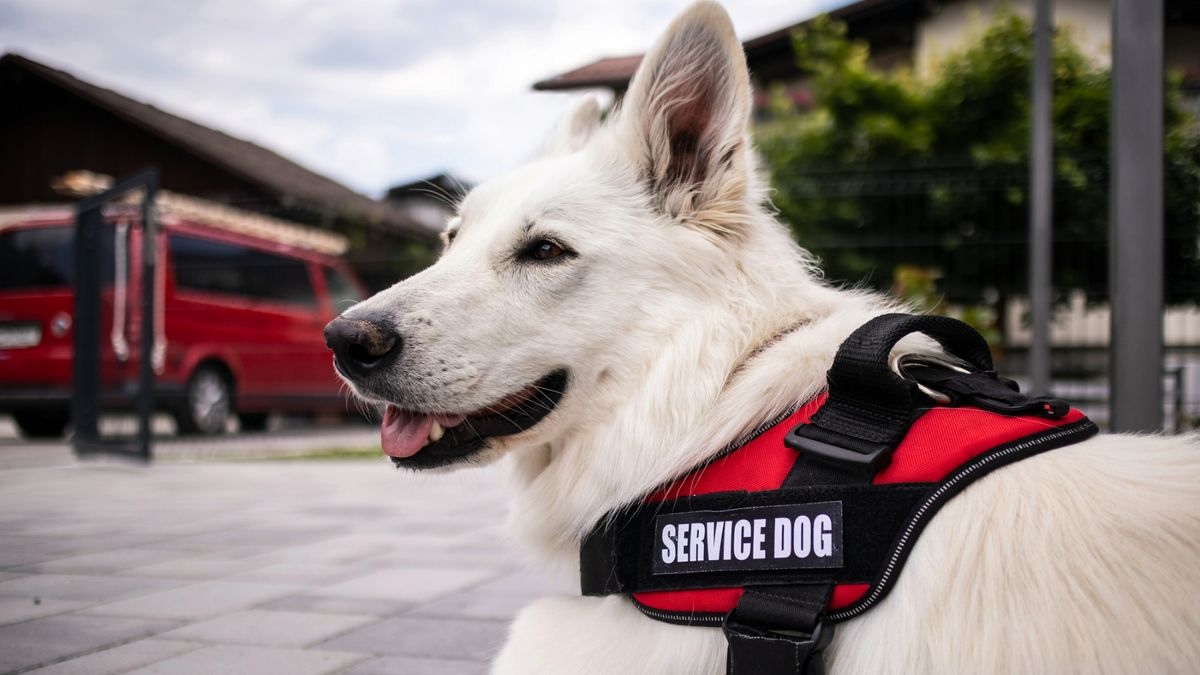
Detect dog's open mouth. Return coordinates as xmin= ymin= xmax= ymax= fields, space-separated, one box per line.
xmin=381 ymin=370 xmax=568 ymax=469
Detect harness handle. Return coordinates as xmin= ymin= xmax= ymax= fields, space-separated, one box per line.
xmin=785 ymin=314 xmax=996 ymax=475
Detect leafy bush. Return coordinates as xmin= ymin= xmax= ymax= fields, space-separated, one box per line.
xmin=757 ymin=13 xmax=1200 ymax=306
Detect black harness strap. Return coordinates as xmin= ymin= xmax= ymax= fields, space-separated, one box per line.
xmin=786 ymin=314 xmax=994 ymax=474
xmin=723 ymin=316 xmax=989 ymax=673
xmin=725 ymin=583 xmax=835 ymax=675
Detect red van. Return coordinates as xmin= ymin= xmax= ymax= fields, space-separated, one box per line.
xmin=0 ymin=197 xmax=366 ymax=438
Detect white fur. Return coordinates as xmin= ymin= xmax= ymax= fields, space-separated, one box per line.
xmin=345 ymin=3 xmax=1200 ymax=673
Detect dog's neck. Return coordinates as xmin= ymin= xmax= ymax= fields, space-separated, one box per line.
xmin=505 ymin=241 xmax=899 ymax=569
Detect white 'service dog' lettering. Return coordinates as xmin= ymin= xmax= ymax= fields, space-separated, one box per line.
xmin=651 ymin=502 xmax=843 ymax=575
xmin=661 ymin=514 xmax=832 ymax=565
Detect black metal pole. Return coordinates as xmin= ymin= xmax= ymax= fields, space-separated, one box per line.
xmin=72 ymin=168 xmax=160 ymax=460
xmin=1029 ymin=0 xmax=1053 ymax=396
xmin=71 ymin=208 xmax=103 ymax=454
xmin=137 ymin=176 xmax=159 ymax=460
xmin=1109 ymin=0 xmax=1164 ymax=432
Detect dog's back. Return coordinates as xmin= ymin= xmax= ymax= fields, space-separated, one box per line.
xmin=830 ymin=433 xmax=1200 ymax=674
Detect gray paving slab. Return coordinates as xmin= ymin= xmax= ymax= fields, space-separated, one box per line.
xmin=0 ymin=596 xmax=88 ymax=626
xmin=161 ymin=528 xmax=335 ymax=553
xmin=123 ymin=644 xmax=366 ymax=675
xmin=0 ymin=613 xmax=177 ymax=673
xmin=160 ymin=609 xmax=374 ymax=648
xmin=318 ymin=616 xmax=508 ymax=662
xmin=249 ymin=534 xmax=409 ymax=566
xmin=0 ymin=547 xmax=79 ymax=570
xmin=344 ymin=655 xmax=490 ymax=675
xmin=355 ymin=550 xmax=520 ymax=570
xmin=14 ymin=548 xmax=184 ymax=575
xmin=0 ymin=535 xmax=86 ymax=560
xmin=225 ymin=561 xmax=365 ymax=585
xmin=24 ymin=639 xmax=205 ymax=675
xmin=0 ymin=533 xmax=169 ymax=562
xmin=81 ymin=580 xmax=301 ymax=621
xmin=0 ymin=573 xmax=180 ymax=603
xmin=409 ymin=589 xmax=534 ymax=622
xmin=0 ymin=448 xmax=549 ymax=674
xmin=313 ymin=567 xmax=497 ymax=604
xmin=258 ymin=594 xmax=413 ymax=617
xmin=471 ymin=569 xmax=574 ymax=596
xmin=121 ymin=557 xmax=262 ymax=580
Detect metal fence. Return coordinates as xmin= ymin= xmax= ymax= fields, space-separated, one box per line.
xmin=775 ymin=159 xmax=1200 ymax=431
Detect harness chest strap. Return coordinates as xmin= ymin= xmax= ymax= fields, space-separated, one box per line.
xmin=578 ymin=314 xmax=1098 ymax=675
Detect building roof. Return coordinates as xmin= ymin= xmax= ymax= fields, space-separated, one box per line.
xmin=532 ymin=55 xmax=646 ymax=92
xmin=385 ymin=172 xmax=473 ymax=202
xmin=1 ymin=53 xmax=435 ymax=240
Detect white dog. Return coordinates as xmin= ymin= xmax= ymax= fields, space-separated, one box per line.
xmin=325 ymin=3 xmax=1200 ymax=673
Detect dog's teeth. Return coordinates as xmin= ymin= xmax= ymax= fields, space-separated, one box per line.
xmin=429 ymin=422 xmax=444 ymax=443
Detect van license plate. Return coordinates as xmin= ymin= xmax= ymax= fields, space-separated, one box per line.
xmin=0 ymin=324 xmax=41 ymax=349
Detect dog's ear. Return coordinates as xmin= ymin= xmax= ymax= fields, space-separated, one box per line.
xmin=545 ymin=95 xmax=602 ymax=156
xmin=617 ymin=1 xmax=752 ymax=236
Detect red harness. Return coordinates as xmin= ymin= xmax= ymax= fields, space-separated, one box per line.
xmin=631 ymin=392 xmax=1090 ymax=622
xmin=578 ymin=314 xmax=1097 ymax=675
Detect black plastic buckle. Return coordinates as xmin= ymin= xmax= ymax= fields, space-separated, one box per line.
xmin=784 ymin=423 xmax=892 ymax=471
xmin=724 ymin=617 xmax=834 ymax=675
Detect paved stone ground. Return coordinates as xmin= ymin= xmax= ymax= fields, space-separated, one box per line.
xmin=0 ymin=443 xmax=568 ymax=674
xmin=0 ymin=416 xmax=382 ymax=461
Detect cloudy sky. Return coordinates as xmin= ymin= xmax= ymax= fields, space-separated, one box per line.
xmin=1 ymin=0 xmax=844 ymax=197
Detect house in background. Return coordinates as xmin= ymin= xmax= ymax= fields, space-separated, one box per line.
xmin=0 ymin=53 xmax=439 ymax=291
xmin=384 ymin=173 xmax=472 ymax=236
xmin=534 ymin=0 xmax=1200 ymax=428
xmin=534 ymin=0 xmax=1200 ymax=111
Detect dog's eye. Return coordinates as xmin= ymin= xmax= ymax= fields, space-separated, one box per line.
xmin=523 ymin=239 xmax=569 ymax=261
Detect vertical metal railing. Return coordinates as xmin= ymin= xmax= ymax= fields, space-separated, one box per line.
xmin=1028 ymin=0 xmax=1054 ymax=397
xmin=1109 ymin=0 xmax=1164 ymax=432
xmin=772 ymin=156 xmax=1197 ymax=431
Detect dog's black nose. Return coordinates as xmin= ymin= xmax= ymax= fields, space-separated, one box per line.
xmin=324 ymin=314 xmax=400 ymax=377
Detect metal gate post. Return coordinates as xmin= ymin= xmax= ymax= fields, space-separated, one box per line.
xmin=73 ymin=168 xmax=159 ymax=460
xmin=1029 ymin=0 xmax=1054 ymax=396
xmin=71 ymin=207 xmax=104 ymax=450
xmin=135 ymin=174 xmax=158 ymax=460
xmin=1109 ymin=0 xmax=1164 ymax=432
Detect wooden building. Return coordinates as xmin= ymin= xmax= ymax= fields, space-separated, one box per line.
xmin=0 ymin=53 xmax=438 ymax=290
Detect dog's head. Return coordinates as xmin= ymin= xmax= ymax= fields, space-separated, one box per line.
xmin=326 ymin=1 xmax=762 ymax=469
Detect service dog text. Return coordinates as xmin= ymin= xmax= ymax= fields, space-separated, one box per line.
xmin=651 ymin=502 xmax=843 ymax=575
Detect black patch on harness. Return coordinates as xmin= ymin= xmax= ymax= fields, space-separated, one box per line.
xmin=652 ymin=502 xmax=843 ymax=575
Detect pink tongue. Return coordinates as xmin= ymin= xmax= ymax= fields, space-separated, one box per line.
xmin=380 ymin=407 xmax=467 ymax=458
xmin=381 ymin=406 xmax=433 ymax=458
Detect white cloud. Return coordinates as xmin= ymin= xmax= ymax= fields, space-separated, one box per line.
xmin=0 ymin=0 xmax=842 ymax=196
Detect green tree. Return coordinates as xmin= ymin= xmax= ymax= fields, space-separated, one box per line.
xmin=757 ymin=13 xmax=1200 ymax=307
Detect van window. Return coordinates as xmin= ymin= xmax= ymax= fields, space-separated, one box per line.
xmin=170 ymin=234 xmax=316 ymax=307
xmin=0 ymin=225 xmax=115 ymax=290
xmin=323 ymin=266 xmax=363 ymax=312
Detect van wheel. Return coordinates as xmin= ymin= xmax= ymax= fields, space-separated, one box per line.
xmin=176 ymin=366 xmax=231 ymax=435
xmin=238 ymin=413 xmax=269 ymax=432
xmin=14 ymin=409 xmax=70 ymax=438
